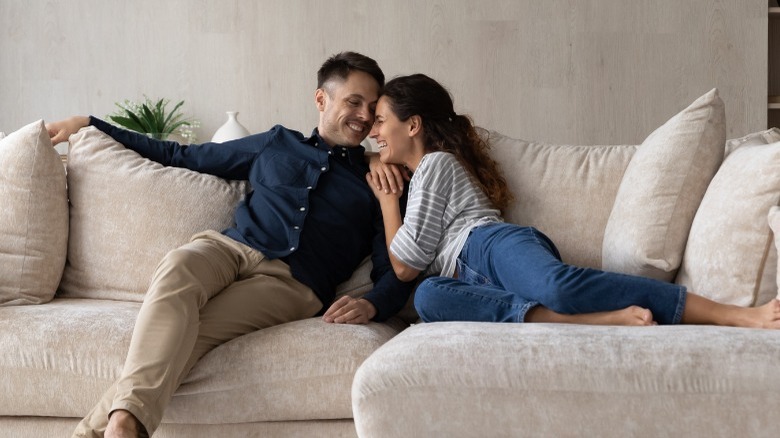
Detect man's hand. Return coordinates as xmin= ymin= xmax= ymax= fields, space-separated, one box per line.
xmin=46 ymin=116 xmax=90 ymax=145
xmin=322 ymin=296 xmax=377 ymax=324
xmin=367 ymin=153 xmax=409 ymax=194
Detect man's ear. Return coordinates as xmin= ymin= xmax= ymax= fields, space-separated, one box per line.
xmin=408 ymin=115 xmax=422 ymax=137
xmin=315 ymin=88 xmax=327 ymax=111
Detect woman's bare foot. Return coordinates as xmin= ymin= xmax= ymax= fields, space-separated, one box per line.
xmin=683 ymin=294 xmax=780 ymax=329
xmin=728 ymin=299 xmax=780 ymax=329
xmin=105 ymin=410 xmax=145 ymax=438
xmin=526 ymin=305 xmax=655 ymax=326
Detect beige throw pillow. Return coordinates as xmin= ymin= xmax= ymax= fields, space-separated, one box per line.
xmin=602 ymin=89 xmax=725 ymax=281
xmin=676 ymin=142 xmax=780 ymax=306
xmin=58 ymin=127 xmax=248 ymax=302
xmin=0 ymin=120 xmax=68 ymax=305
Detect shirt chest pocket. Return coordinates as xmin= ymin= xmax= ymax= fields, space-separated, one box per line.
xmin=257 ymin=153 xmax=310 ymax=187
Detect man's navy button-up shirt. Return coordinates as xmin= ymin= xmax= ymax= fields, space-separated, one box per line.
xmin=89 ymin=117 xmax=413 ymax=321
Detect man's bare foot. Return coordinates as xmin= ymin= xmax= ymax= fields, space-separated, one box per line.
xmin=527 ymin=305 xmax=655 ymax=326
xmin=105 ymin=410 xmax=145 ymax=438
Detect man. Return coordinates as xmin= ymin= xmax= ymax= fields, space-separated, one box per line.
xmin=47 ymin=51 xmax=413 ymax=438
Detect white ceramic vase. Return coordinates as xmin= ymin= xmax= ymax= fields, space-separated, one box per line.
xmin=211 ymin=111 xmax=250 ymax=143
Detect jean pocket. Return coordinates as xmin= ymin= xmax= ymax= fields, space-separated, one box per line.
xmin=456 ymin=258 xmax=492 ymax=286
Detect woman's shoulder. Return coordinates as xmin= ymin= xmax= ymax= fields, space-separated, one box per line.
xmin=419 ymin=151 xmax=461 ymax=173
xmin=414 ymin=151 xmax=469 ymax=190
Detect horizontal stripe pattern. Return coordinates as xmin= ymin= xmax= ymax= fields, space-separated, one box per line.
xmin=391 ymin=152 xmax=501 ymax=277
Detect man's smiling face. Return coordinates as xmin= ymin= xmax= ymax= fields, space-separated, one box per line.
xmin=316 ymin=70 xmax=379 ymax=147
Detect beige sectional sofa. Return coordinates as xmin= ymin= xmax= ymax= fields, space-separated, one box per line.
xmin=2 ymin=87 xmax=780 ymax=437
xmin=353 ymin=90 xmax=780 ymax=437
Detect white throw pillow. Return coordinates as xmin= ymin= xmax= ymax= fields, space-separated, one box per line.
xmin=602 ymin=89 xmax=725 ymax=281
xmin=676 ymin=141 xmax=780 ymax=306
xmin=0 ymin=120 xmax=68 ymax=305
xmin=58 ymin=127 xmax=248 ymax=302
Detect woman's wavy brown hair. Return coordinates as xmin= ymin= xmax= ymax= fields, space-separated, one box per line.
xmin=381 ymin=74 xmax=513 ymax=213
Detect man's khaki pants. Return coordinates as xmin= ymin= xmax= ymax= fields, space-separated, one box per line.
xmin=73 ymin=231 xmax=322 ymax=437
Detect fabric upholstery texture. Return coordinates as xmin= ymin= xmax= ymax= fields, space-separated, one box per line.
xmin=0 ymin=298 xmax=404 ymax=423
xmin=484 ymin=129 xmax=637 ymax=269
xmin=675 ymin=142 xmax=780 ymax=306
xmin=602 ymin=89 xmax=725 ymax=281
xmin=58 ymin=127 xmax=248 ymax=301
xmin=0 ymin=417 xmax=358 ymax=438
xmin=353 ymin=322 xmax=780 ymax=438
xmin=0 ymin=120 xmax=68 ymax=305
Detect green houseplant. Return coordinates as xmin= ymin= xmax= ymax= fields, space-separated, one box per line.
xmin=108 ymin=96 xmax=200 ymax=143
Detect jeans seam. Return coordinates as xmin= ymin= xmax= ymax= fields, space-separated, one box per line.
xmin=517 ymin=301 xmax=539 ymax=322
xmin=672 ymin=285 xmax=687 ymax=324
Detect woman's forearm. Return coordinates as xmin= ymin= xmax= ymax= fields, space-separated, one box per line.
xmin=380 ymin=198 xmax=420 ymax=281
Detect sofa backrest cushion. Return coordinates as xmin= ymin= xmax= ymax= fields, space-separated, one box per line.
xmin=0 ymin=120 xmax=68 ymax=305
xmin=676 ymin=141 xmax=780 ymax=306
xmin=602 ymin=89 xmax=725 ymax=281
xmin=58 ymin=127 xmax=248 ymax=302
xmin=485 ymin=130 xmax=637 ymax=269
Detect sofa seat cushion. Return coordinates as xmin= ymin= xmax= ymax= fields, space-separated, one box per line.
xmin=0 ymin=298 xmax=405 ymax=423
xmin=353 ymin=322 xmax=780 ymax=437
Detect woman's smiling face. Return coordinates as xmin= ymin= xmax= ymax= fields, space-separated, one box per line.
xmin=369 ymin=96 xmax=415 ymax=166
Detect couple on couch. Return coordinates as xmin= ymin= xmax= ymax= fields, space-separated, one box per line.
xmin=46 ymin=51 xmax=780 ymax=438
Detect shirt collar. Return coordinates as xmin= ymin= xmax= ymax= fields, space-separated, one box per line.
xmin=306 ymin=128 xmax=366 ymax=165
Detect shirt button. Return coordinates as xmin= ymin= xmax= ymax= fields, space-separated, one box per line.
xmin=306 ymin=186 xmax=313 ymax=190
xmin=341 ymin=153 xmax=346 ymax=157
xmin=290 ymin=247 xmax=296 ymax=251
xmin=328 ymin=150 xmax=332 ymax=155
xmin=321 ymin=166 xmax=327 ymax=171
xmin=294 ymin=226 xmax=300 ymax=230
xmin=299 ymin=207 xmax=305 ymax=212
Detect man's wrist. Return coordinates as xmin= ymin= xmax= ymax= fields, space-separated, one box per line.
xmin=359 ymin=298 xmax=378 ymax=320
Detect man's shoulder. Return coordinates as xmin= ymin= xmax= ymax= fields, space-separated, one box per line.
xmin=265 ymin=124 xmax=306 ymax=141
xmin=259 ymin=125 xmax=317 ymax=151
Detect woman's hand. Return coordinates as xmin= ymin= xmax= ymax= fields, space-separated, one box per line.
xmin=367 ymin=153 xmax=409 ymax=195
xmin=366 ymin=173 xmax=404 ymax=202
xmin=46 ymin=116 xmax=90 ymax=145
xmin=322 ymin=296 xmax=377 ymax=324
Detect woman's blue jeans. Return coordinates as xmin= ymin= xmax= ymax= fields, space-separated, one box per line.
xmin=414 ymin=223 xmax=687 ymax=325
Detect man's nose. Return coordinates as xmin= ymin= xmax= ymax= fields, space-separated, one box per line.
xmin=357 ymin=104 xmax=372 ymax=121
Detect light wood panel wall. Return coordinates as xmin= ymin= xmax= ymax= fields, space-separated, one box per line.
xmin=0 ymin=0 xmax=767 ymax=150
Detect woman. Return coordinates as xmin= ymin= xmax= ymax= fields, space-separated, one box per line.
xmin=362 ymin=73 xmax=780 ymax=328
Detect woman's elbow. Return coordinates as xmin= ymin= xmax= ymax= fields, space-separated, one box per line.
xmin=394 ymin=265 xmax=420 ymax=282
